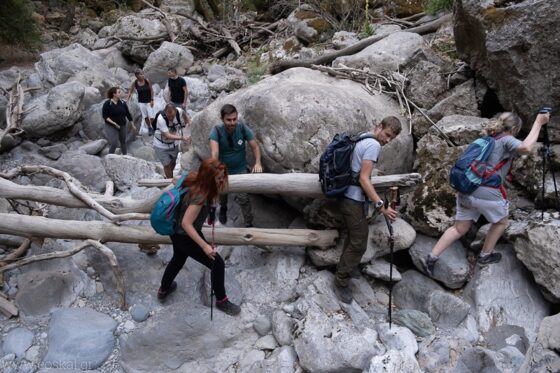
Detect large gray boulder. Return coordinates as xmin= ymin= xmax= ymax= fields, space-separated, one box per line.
xmin=417 ymin=335 xmax=471 ymax=372
xmin=508 ymin=216 xmax=560 ymax=302
xmin=15 ymin=267 xmax=86 ymax=318
xmin=144 ymin=42 xmax=194 ymax=84
xmin=120 ymin=301 xmax=254 ymax=372
xmin=82 ymin=102 xmax=105 ymax=140
xmin=54 ymin=151 xmax=110 ymax=193
xmin=427 ymin=115 xmax=489 ymax=146
xmin=409 ymin=234 xmax=469 ymax=289
xmin=366 ymin=349 xmax=422 ymax=373
xmin=403 ymin=134 xmax=462 ymax=236
xmin=207 ymin=64 xmax=247 ymax=93
xmin=519 ymin=312 xmax=560 ymax=373
xmin=21 ymin=81 xmax=85 ymax=138
xmin=333 ymin=32 xmax=424 ymax=73
xmin=93 ymin=46 xmax=136 ymax=73
xmin=463 ymin=244 xmax=550 ymax=341
xmin=393 ymin=270 xmax=444 ymax=313
xmin=102 ymin=154 xmax=163 ymax=191
xmin=411 ymin=80 xmax=479 ymax=140
xmin=43 ymin=308 xmax=117 ymax=370
xmin=455 ymin=346 xmax=525 ymax=373
xmin=183 ymin=76 xmax=211 ymax=112
xmin=2 ymin=327 xmax=34 ymax=358
xmin=190 ymin=67 xmax=412 ymax=175
xmin=34 ymin=43 xmax=119 ymax=93
xmin=454 ymin=0 xmax=560 ymax=135
xmin=99 ymin=15 xmax=178 ymax=63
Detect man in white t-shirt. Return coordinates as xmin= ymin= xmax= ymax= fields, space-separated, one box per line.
xmin=334 ymin=116 xmax=402 ymax=304
xmin=153 ymin=103 xmax=191 ymax=178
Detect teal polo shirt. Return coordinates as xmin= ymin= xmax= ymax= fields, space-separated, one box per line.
xmin=209 ymin=122 xmax=255 ymax=174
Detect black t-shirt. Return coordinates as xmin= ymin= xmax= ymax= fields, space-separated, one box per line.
xmin=168 ymin=77 xmax=187 ymax=104
xmin=102 ymin=99 xmax=132 ymax=127
xmin=135 ymin=80 xmax=152 ymax=103
xmin=175 ymin=192 xmax=209 ymax=235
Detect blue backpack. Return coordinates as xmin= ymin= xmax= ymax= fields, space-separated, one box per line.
xmin=150 ymin=173 xmax=189 ymax=235
xmin=319 ymin=132 xmax=374 ymax=198
xmin=449 ymin=136 xmax=508 ymax=194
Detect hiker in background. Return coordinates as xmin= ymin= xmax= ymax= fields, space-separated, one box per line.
xmin=102 ymin=87 xmax=135 ymax=155
xmin=166 ymin=67 xmax=188 ymax=110
xmin=157 ymin=158 xmax=241 ymax=316
xmin=423 ymin=111 xmax=550 ymax=276
xmin=334 ymin=117 xmax=401 ymax=304
xmin=153 ymin=103 xmax=191 ymax=178
xmin=209 ymin=104 xmax=262 ymax=227
xmin=125 ymin=68 xmax=155 ymax=135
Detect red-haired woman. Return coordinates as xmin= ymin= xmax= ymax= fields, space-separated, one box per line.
xmin=157 ymin=158 xmax=241 ymax=316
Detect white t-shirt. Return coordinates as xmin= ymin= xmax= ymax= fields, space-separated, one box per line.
xmin=344 ymin=137 xmax=381 ymax=202
xmin=153 ymin=108 xmax=184 ymax=149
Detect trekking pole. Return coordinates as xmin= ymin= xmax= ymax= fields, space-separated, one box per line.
xmin=539 ymin=107 xmax=559 ymax=219
xmin=384 ymin=187 xmax=399 ymax=329
xmin=208 ymin=206 xmax=216 ymax=321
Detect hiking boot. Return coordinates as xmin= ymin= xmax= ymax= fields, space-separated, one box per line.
xmin=219 ymin=207 xmax=227 ymax=225
xmin=478 ymin=252 xmax=502 ymax=265
xmin=157 ymin=281 xmax=177 ymax=302
xmin=422 ymin=255 xmax=439 ymax=276
xmin=350 ymin=267 xmax=361 ymax=279
xmin=216 ymin=298 xmax=241 ymax=316
xmin=334 ymin=283 xmax=353 ymax=304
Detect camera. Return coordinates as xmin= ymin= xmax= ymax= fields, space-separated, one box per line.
xmin=539 ymin=107 xmax=552 ymax=114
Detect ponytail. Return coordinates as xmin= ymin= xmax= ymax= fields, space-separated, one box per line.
xmin=482 ymin=112 xmax=523 ymax=136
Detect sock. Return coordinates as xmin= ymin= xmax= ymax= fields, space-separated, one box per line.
xmin=479 ymin=252 xmax=490 ymax=258
xmin=216 ymin=296 xmax=228 ymax=304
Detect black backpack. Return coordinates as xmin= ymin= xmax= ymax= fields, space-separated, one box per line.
xmin=319 ymin=132 xmax=374 ymax=198
xmin=152 ymin=110 xmax=182 ymax=132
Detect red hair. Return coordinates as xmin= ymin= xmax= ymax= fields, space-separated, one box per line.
xmin=181 ymin=158 xmax=228 ymax=203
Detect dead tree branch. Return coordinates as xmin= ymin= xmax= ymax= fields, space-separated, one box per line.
xmin=270 ymin=14 xmax=451 ymax=74
xmin=0 ymin=239 xmax=127 ymax=310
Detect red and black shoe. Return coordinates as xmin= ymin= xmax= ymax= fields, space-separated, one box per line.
xmin=157 ymin=281 xmax=177 ymax=302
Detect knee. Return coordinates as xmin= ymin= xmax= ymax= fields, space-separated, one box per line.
xmin=494 ymin=217 xmax=508 ymax=228
xmin=213 ymin=254 xmax=225 ymax=271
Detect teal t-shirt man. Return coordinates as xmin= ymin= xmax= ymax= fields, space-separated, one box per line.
xmin=209 ymin=122 xmax=255 ymax=174
xmin=209 ymin=104 xmax=262 ymax=227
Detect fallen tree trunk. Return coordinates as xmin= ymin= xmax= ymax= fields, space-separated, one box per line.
xmin=139 ymin=172 xmax=422 ymax=197
xmin=0 ymin=213 xmax=338 ymax=248
xmin=270 ymin=14 xmax=451 ymax=74
xmin=0 ymin=177 xmax=159 ymax=214
xmin=1 ymin=172 xmax=420 ymax=215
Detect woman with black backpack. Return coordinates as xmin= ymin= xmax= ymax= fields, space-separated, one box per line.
xmin=157 ymin=158 xmax=241 ymax=316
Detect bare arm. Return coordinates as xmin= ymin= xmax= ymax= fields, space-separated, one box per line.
xmin=517 ymin=113 xmax=549 ymax=155
xmin=162 ymin=131 xmax=188 ymax=141
xmin=248 ymin=139 xmax=262 ymax=173
xmin=181 ymin=204 xmax=216 ymax=259
xmin=359 ymin=160 xmax=397 ymax=221
xmin=125 ymin=82 xmax=135 ymax=102
xmin=182 ymin=84 xmax=188 ymax=108
xmin=209 ymin=139 xmax=220 ymax=160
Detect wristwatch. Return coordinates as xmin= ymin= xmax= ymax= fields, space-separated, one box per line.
xmin=374 ymin=200 xmax=384 ymax=210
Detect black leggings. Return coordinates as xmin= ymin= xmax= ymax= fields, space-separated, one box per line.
xmin=160 ymin=232 xmax=226 ymax=300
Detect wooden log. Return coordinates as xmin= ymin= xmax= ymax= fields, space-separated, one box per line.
xmin=0 ymin=293 xmax=18 ymax=318
xmin=270 ymin=14 xmax=451 ymax=74
xmin=0 ymin=213 xmax=338 ymax=248
xmin=138 ymin=172 xmax=422 ymax=197
xmin=0 ymin=177 xmax=159 ymax=214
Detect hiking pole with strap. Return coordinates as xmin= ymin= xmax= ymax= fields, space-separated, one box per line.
xmin=208 ymin=205 xmax=216 ymax=321
xmin=540 ymin=107 xmax=559 ymax=219
xmin=384 ymin=187 xmax=399 ymax=329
